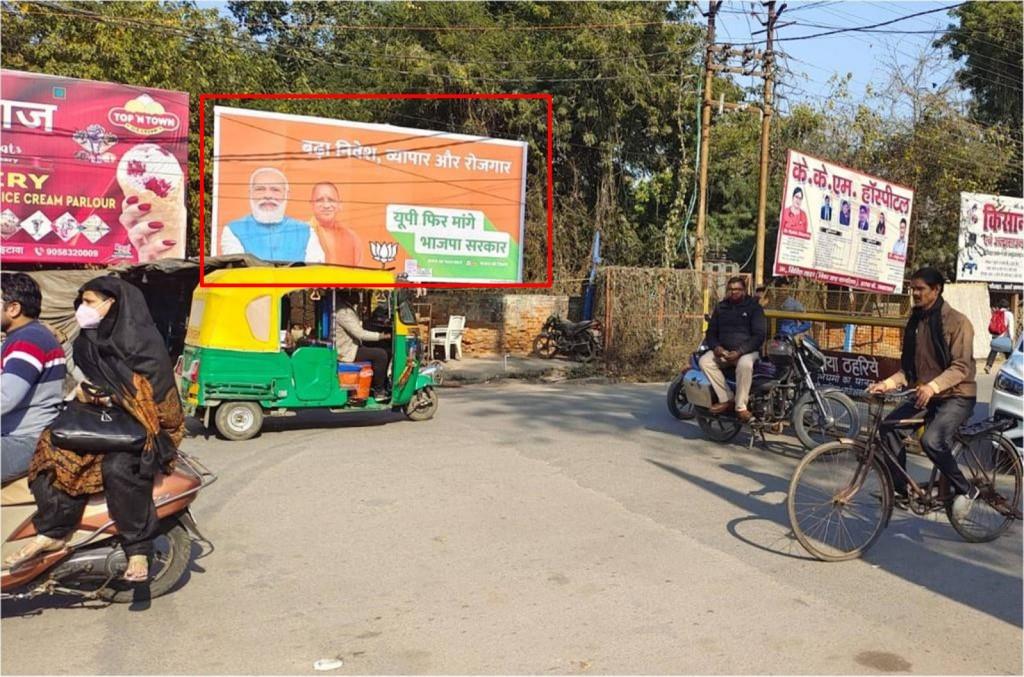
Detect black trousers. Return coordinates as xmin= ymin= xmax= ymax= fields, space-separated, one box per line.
xmin=30 ymin=452 xmax=160 ymax=558
xmin=880 ymin=396 xmax=975 ymax=497
xmin=354 ymin=345 xmax=389 ymax=392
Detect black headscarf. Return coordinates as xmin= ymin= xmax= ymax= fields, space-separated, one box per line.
xmin=73 ymin=276 xmax=174 ymax=401
xmin=72 ymin=276 xmax=177 ymax=477
xmin=901 ymin=295 xmax=951 ymax=384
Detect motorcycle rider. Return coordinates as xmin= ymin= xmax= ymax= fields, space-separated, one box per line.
xmin=2 ymin=273 xmax=67 ymax=482
xmin=699 ymin=276 xmax=767 ymax=423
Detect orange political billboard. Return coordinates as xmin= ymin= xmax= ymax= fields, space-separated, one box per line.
xmin=211 ymin=106 xmax=528 ymax=282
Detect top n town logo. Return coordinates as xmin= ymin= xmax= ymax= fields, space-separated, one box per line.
xmin=107 ymin=94 xmax=180 ymax=137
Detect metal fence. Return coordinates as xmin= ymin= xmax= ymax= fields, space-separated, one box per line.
xmin=595 ymin=267 xmax=908 ymax=377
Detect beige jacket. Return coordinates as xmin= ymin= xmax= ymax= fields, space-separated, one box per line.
xmin=333 ymin=306 xmax=382 ymax=363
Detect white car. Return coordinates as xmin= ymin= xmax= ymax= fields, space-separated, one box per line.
xmin=991 ymin=335 xmax=1023 ymax=451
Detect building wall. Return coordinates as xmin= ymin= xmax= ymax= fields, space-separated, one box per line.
xmin=422 ymin=292 xmax=569 ymax=357
xmin=501 ymin=295 xmax=568 ymax=355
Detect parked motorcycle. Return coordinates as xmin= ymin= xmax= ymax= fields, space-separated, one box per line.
xmin=1 ymin=451 xmax=215 ymax=603
xmin=682 ymin=334 xmax=861 ymax=449
xmin=533 ymin=314 xmax=602 ymax=363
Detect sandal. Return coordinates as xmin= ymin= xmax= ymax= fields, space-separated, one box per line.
xmin=2 ymin=534 xmax=69 ymax=570
xmin=123 ymin=554 xmax=149 ymax=582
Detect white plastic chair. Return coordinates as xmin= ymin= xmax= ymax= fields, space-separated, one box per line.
xmin=430 ymin=315 xmax=466 ymax=360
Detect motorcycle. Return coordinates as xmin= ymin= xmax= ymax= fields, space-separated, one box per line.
xmin=682 ymin=334 xmax=861 ymax=449
xmin=533 ymin=314 xmax=602 ymax=363
xmin=1 ymin=451 xmax=215 ymax=603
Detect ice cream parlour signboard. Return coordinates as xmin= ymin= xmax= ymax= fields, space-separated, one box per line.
xmin=0 ymin=70 xmax=188 ymax=265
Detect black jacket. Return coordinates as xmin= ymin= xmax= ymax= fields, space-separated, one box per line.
xmin=704 ymin=296 xmax=767 ymax=355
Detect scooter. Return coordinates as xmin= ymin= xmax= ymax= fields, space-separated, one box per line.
xmin=1 ymin=451 xmax=215 ymax=603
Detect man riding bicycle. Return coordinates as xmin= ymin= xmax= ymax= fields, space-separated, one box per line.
xmin=868 ymin=267 xmax=978 ymax=520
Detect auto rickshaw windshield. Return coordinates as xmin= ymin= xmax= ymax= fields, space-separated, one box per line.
xmin=396 ymin=289 xmax=417 ymax=325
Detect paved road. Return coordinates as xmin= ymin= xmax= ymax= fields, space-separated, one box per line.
xmin=3 ymin=380 xmax=1021 ymax=675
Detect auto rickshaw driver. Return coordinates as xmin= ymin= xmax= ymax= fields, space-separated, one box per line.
xmin=333 ymin=291 xmax=392 ymax=401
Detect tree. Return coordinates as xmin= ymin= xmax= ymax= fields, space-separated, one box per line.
xmin=936 ymin=1 xmax=1023 ymax=193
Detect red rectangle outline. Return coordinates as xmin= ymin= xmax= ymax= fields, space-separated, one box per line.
xmin=198 ymin=92 xmax=554 ymax=289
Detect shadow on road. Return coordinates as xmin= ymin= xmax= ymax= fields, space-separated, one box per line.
xmin=648 ymin=457 xmax=1023 ymax=627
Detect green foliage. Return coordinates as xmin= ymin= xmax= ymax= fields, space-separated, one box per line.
xmin=936 ymin=1 xmax=1023 ymax=193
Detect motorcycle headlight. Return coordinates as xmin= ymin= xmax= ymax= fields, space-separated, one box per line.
xmin=995 ymin=372 xmax=1024 ymax=397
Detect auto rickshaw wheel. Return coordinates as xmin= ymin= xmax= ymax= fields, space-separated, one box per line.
xmin=214 ymin=401 xmax=263 ymax=441
xmin=404 ymin=386 xmax=438 ymax=421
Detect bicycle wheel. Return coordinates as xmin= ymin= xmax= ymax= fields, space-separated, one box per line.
xmin=947 ymin=432 xmax=1023 ymax=543
xmin=787 ymin=441 xmax=893 ymax=561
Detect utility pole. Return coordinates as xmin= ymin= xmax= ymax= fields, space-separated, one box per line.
xmin=694 ymin=0 xmax=722 ymax=274
xmin=754 ymin=1 xmax=782 ymax=287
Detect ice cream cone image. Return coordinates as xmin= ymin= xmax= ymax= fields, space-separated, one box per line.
xmin=116 ymin=143 xmax=186 ymax=260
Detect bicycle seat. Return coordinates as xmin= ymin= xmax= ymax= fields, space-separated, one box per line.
xmin=957 ymin=417 xmax=1016 ymax=440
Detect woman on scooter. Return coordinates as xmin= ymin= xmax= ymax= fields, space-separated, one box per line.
xmin=3 ymin=276 xmax=185 ymax=583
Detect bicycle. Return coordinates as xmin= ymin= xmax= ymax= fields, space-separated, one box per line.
xmin=787 ymin=389 xmax=1022 ymax=562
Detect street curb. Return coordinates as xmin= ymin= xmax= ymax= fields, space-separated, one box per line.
xmin=443 ymin=366 xmax=562 ymax=385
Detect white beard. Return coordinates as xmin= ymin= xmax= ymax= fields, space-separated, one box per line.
xmin=251 ymin=198 xmax=286 ymax=224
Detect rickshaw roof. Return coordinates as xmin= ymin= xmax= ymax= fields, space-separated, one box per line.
xmin=201 ymin=265 xmax=396 ymax=293
xmin=187 ymin=266 xmax=397 ymax=351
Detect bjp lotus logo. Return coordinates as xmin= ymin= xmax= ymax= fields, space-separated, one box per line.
xmin=369 ymin=241 xmax=398 ymax=269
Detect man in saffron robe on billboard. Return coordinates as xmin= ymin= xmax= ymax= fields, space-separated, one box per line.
xmin=218 ymin=168 xmax=325 ymax=262
xmin=309 ymin=182 xmax=362 ymax=266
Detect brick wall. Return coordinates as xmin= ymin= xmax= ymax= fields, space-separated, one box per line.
xmin=423 ymin=292 xmax=569 ymax=357
xmin=502 ymin=295 xmax=569 ymax=354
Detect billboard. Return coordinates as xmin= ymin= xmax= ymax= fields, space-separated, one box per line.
xmin=773 ymin=150 xmax=914 ymax=293
xmin=956 ymin=192 xmax=1023 ymax=286
xmin=0 ymin=70 xmax=188 ymax=264
xmin=211 ymin=106 xmax=528 ymax=283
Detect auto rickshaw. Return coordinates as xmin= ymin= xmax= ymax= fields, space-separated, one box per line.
xmin=176 ymin=265 xmax=439 ymax=441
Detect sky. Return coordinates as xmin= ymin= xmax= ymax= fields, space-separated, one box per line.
xmin=712 ymin=0 xmax=964 ymax=112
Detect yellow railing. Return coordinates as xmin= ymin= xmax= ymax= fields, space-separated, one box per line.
xmin=763 ymin=309 xmax=905 ymax=328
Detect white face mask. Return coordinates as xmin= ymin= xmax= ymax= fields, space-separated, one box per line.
xmin=75 ymin=303 xmax=104 ymax=329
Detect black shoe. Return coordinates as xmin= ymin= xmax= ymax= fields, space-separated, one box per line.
xmin=372 ymin=390 xmax=391 ymax=403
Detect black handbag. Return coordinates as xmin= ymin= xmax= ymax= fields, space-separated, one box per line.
xmin=49 ymin=400 xmax=148 ymax=454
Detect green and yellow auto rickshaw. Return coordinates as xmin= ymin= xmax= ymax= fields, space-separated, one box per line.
xmin=176 ymin=265 xmax=439 ymax=441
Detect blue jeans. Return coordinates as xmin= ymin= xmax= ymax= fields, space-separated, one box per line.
xmin=1 ymin=434 xmax=38 ymax=482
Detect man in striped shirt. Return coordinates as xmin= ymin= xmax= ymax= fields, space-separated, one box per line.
xmin=2 ymin=273 xmax=66 ymax=482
